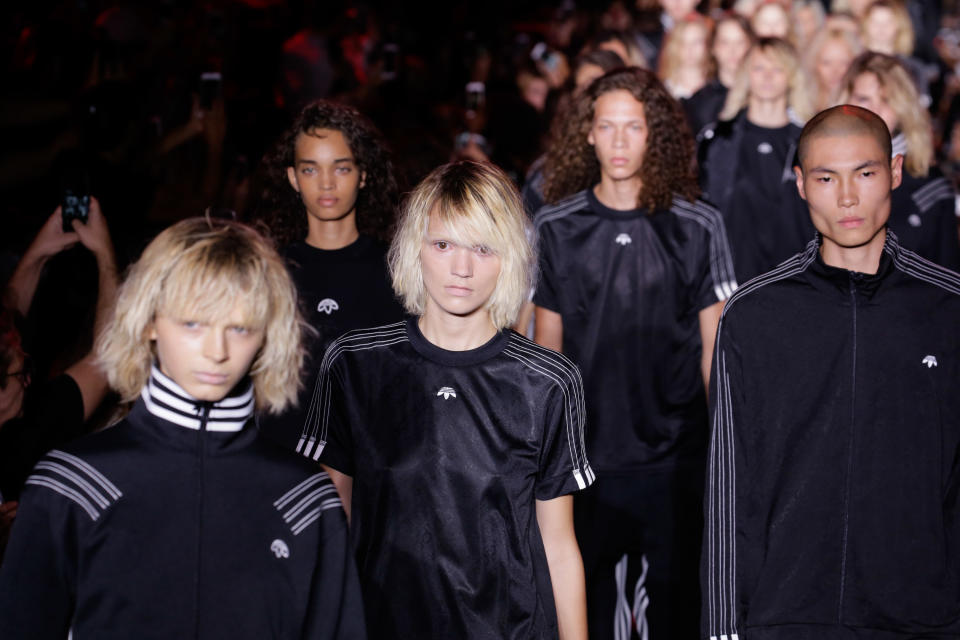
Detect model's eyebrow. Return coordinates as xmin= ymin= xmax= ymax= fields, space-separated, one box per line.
xmin=294 ymin=157 xmax=355 ymax=165
xmin=808 ymin=160 xmax=883 ymax=174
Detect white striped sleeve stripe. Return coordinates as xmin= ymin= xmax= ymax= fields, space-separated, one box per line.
xmin=671 ymin=198 xmax=739 ymax=301
xmin=888 ymin=240 xmax=960 ymax=296
xmin=33 ymin=462 xmax=111 ymax=509
xmin=25 ymin=476 xmax=101 ymax=521
xmin=274 ymin=472 xmax=329 ymax=509
xmin=299 ymin=323 xmax=408 ymax=460
xmin=912 ymin=178 xmax=954 ymax=213
xmin=290 ymin=498 xmax=343 ymax=536
xmin=281 ymin=484 xmax=339 ymax=522
xmin=533 ymin=192 xmax=589 ymax=230
xmin=503 ymin=335 xmax=593 ymax=491
xmin=47 ymin=450 xmax=122 ymax=499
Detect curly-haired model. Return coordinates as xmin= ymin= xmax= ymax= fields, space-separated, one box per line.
xmin=259 ymin=100 xmax=398 ymax=247
xmin=542 ymin=67 xmax=699 ymax=211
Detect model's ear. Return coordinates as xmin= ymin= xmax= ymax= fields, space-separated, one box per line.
xmin=286 ymin=166 xmax=300 ymax=193
xmin=794 ymin=165 xmax=806 ymax=200
xmin=148 ymin=322 xmax=158 ymax=341
xmin=587 ymin=130 xmax=595 ymax=146
xmin=890 ymin=153 xmax=903 ymax=190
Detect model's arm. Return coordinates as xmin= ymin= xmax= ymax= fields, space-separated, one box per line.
xmin=536 ymin=495 xmax=587 ymax=640
xmin=533 ymin=306 xmax=563 ymax=352
xmin=322 ymin=466 xmax=354 ymax=523
xmin=698 ymin=300 xmax=724 ymax=393
xmin=3 ymin=208 xmax=79 ymax=315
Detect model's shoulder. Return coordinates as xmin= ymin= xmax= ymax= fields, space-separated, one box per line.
xmin=533 ymin=190 xmax=590 ymax=229
xmin=723 ymin=241 xmax=820 ymax=313
xmin=889 ymin=242 xmax=960 ymax=297
xmin=908 ymin=173 xmax=955 ymax=213
xmin=325 ymin=321 xmax=408 ymax=356
xmin=501 ymin=332 xmax=583 ymax=386
xmin=25 ymin=444 xmax=125 ymax=521
xmin=669 ymin=196 xmax=723 ymax=226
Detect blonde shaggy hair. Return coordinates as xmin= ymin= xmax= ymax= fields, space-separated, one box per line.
xmin=862 ymin=0 xmax=914 ymax=57
xmin=837 ymin=52 xmax=932 ymax=177
xmin=97 ymin=217 xmax=305 ymax=413
xmin=721 ymin=37 xmax=814 ymax=122
xmin=388 ymin=161 xmax=534 ymax=330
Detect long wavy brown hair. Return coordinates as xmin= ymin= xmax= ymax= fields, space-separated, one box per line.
xmin=256 ymin=100 xmax=398 ymax=246
xmin=542 ymin=68 xmax=699 ymax=211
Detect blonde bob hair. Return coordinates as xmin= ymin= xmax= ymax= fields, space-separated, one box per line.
xmin=837 ymin=52 xmax=932 ymax=177
xmin=388 ymin=161 xmax=535 ymax=330
xmin=721 ymin=37 xmax=814 ymax=122
xmin=862 ymin=0 xmax=914 ymax=57
xmin=97 ymin=217 xmax=305 ymax=413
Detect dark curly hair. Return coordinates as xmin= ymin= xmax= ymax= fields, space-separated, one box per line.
xmin=258 ymin=100 xmax=398 ymax=246
xmin=542 ymin=68 xmax=699 ymax=211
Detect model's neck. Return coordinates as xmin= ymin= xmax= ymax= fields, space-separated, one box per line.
xmin=718 ymin=67 xmax=738 ymax=89
xmin=747 ymin=97 xmax=789 ymax=128
xmin=593 ymin=176 xmax=642 ymax=211
xmin=305 ymin=213 xmax=360 ymax=250
xmin=820 ymin=227 xmax=887 ymax=275
xmin=418 ymin=307 xmax=498 ymax=352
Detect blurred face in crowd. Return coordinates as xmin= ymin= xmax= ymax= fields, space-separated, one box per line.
xmin=748 ymin=49 xmax=789 ymax=103
xmin=660 ymin=0 xmax=698 ymax=22
xmin=751 ymin=4 xmax=790 ymax=39
xmin=816 ymin=38 xmax=855 ymax=97
xmin=287 ymin=128 xmax=365 ymax=228
xmin=713 ymin=21 xmax=752 ymax=80
xmin=862 ymin=6 xmax=898 ymax=54
xmin=420 ymin=210 xmax=501 ymax=324
xmin=518 ymin=71 xmax=550 ymax=113
xmin=0 ymin=349 xmax=29 ymax=426
xmin=796 ymin=131 xmax=901 ymax=258
xmin=150 ymin=305 xmax=264 ymax=402
xmin=598 ymin=38 xmax=631 ymax=67
xmin=794 ymin=5 xmax=822 ymax=48
xmin=589 ymin=89 xmax=648 ymax=184
xmin=847 ymin=0 xmax=873 ymax=19
xmin=679 ymin=22 xmax=710 ymax=68
xmin=575 ymin=63 xmax=606 ymax=94
xmin=847 ymin=72 xmax=899 ymax=133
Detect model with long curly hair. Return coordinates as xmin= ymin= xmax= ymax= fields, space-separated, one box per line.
xmin=532 ymin=66 xmax=737 ymax=640
xmin=259 ymin=99 xmax=398 ymax=247
xmin=254 ymin=100 xmax=404 ymax=452
xmin=542 ymin=67 xmax=700 ymax=211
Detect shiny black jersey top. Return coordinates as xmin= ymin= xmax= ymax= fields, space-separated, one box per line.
xmin=299 ymin=319 xmax=594 ymax=639
xmin=533 ymin=189 xmax=737 ymax=472
xmin=258 ymin=235 xmax=403 ymax=450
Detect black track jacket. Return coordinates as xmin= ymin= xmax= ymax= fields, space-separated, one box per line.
xmin=0 ymin=367 xmax=365 ymax=640
xmin=702 ymin=232 xmax=960 ymax=639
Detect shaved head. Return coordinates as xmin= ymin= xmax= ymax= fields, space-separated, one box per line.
xmin=796 ymin=105 xmax=892 ymax=171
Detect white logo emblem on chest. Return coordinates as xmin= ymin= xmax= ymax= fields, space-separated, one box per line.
xmin=270 ymin=539 xmax=290 ymax=559
xmin=757 ymin=142 xmax=773 ymax=154
xmin=437 ymin=386 xmax=457 ymax=399
xmin=317 ymin=298 xmax=339 ymax=314
xmin=908 ymin=214 xmax=922 ymax=227
xmin=922 ymin=355 xmax=938 ymax=368
xmin=615 ymin=233 xmax=632 ymax=246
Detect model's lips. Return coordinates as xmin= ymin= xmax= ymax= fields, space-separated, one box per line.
xmin=445 ymin=285 xmax=473 ymax=297
xmin=194 ymin=372 xmax=229 ymax=384
xmin=838 ymin=217 xmax=864 ymax=229
xmin=317 ymin=197 xmax=339 ymax=207
xmin=610 ymin=157 xmax=629 ymax=166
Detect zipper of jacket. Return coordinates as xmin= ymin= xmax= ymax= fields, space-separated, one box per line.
xmin=838 ymin=274 xmax=859 ymax=622
xmin=193 ymin=403 xmax=210 ymax=640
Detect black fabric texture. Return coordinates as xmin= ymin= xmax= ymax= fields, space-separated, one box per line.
xmin=313 ymin=318 xmax=593 ymax=639
xmin=703 ymin=233 xmax=960 ymax=639
xmin=888 ymin=164 xmax=960 ymax=271
xmin=257 ymin=234 xmax=403 ymax=451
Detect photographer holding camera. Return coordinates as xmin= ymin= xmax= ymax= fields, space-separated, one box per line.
xmin=0 ymin=197 xmax=118 ymax=558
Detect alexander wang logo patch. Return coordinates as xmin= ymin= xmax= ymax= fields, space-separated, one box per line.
xmin=317 ymin=298 xmax=339 ymax=314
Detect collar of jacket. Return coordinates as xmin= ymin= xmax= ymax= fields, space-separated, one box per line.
xmin=808 ymin=229 xmax=900 ymax=298
xmin=138 ymin=365 xmax=254 ymax=432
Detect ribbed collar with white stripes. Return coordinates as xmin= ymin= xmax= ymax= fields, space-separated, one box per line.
xmin=140 ymin=365 xmax=255 ymax=432
xmin=892 ymin=132 xmax=907 ymax=159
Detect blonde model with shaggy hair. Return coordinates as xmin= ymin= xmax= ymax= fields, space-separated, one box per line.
xmin=388 ymin=161 xmax=535 ymax=331
xmin=0 ymin=216 xmax=367 ymax=640
xmin=721 ymin=37 xmax=814 ymax=122
xmin=304 ymin=160 xmax=592 ymax=639
xmin=97 ymin=217 xmax=304 ymax=413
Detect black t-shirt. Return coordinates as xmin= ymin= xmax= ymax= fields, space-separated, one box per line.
xmin=307 ymin=318 xmax=593 ymax=639
xmin=727 ymin=121 xmax=810 ymax=283
xmin=257 ymin=235 xmax=404 ymax=449
xmin=0 ymin=374 xmax=84 ymax=502
xmin=533 ymin=189 xmax=737 ymax=472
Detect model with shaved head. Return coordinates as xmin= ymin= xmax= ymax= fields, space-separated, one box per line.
xmin=702 ymin=105 xmax=960 ymax=639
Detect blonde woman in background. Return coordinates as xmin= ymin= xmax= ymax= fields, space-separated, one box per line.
xmin=658 ymin=13 xmax=712 ymax=99
xmin=805 ymin=26 xmax=862 ymax=110
xmin=698 ymin=37 xmax=815 ymax=282
xmin=838 ymin=52 xmax=960 ymax=269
